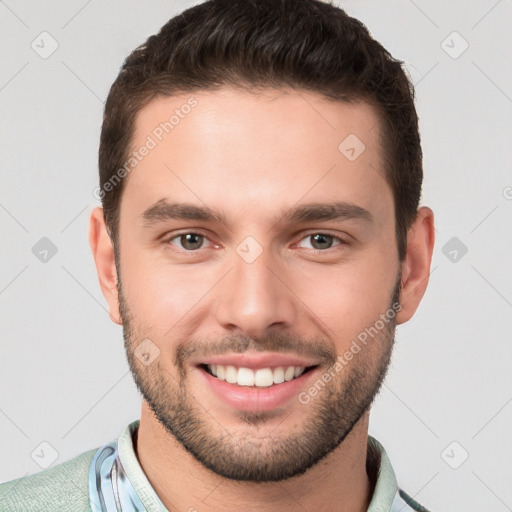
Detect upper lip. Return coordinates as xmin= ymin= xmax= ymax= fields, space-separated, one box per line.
xmin=195 ymin=351 xmax=321 ymax=370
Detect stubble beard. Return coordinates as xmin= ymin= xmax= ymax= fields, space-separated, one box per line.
xmin=119 ymin=274 xmax=400 ymax=482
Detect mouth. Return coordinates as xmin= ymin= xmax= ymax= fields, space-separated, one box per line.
xmin=200 ymin=363 xmax=319 ymax=388
xmin=193 ymin=352 xmax=325 ymax=412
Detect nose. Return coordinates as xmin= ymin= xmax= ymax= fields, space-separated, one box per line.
xmin=213 ymin=243 xmax=298 ymax=339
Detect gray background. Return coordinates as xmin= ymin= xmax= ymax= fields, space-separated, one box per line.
xmin=1 ymin=1 xmax=511 ymax=510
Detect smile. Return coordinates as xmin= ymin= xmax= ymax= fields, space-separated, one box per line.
xmin=203 ymin=364 xmax=317 ymax=387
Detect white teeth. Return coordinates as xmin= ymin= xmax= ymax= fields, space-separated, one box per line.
xmin=237 ymin=367 xmax=255 ymax=386
xmin=206 ymin=364 xmax=307 ymax=387
xmin=272 ymin=366 xmax=285 ymax=384
xmin=255 ymin=368 xmax=274 ymax=387
xmin=284 ymin=366 xmax=295 ymax=381
xmin=225 ymin=365 xmax=238 ymax=384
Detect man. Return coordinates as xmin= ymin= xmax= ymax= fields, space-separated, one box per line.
xmin=0 ymin=0 xmax=435 ymax=510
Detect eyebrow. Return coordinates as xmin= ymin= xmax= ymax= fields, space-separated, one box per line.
xmin=141 ymin=198 xmax=374 ymax=228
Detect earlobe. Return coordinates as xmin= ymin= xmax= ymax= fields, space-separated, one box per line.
xmin=88 ymin=207 xmax=122 ymax=325
xmin=396 ymin=206 xmax=435 ymax=325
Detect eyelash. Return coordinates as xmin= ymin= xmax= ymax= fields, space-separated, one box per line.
xmin=163 ymin=231 xmax=349 ymax=254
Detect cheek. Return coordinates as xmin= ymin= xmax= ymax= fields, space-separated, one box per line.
xmin=119 ymin=244 xmax=215 ymax=334
xmin=289 ymin=254 xmax=397 ymax=345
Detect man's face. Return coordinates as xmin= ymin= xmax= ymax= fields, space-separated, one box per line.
xmin=116 ymin=87 xmax=401 ymax=481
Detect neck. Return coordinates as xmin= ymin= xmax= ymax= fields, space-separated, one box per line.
xmin=135 ymin=402 xmax=374 ymax=512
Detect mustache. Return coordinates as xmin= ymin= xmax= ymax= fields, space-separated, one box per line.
xmin=174 ymin=332 xmax=338 ymax=368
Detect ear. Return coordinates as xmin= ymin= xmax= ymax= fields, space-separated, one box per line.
xmin=396 ymin=206 xmax=435 ymax=325
xmin=88 ymin=207 xmax=122 ymax=325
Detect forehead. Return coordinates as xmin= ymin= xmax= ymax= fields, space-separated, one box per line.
xmin=121 ymin=86 xmax=391 ymax=228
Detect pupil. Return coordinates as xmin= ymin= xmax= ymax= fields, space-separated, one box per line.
xmin=182 ymin=233 xmax=202 ymax=250
xmin=312 ymin=234 xmax=331 ymax=249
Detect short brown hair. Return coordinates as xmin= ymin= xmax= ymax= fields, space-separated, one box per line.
xmin=98 ymin=0 xmax=422 ymax=261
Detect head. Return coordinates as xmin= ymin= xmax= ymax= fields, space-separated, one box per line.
xmin=90 ymin=0 xmax=434 ymax=482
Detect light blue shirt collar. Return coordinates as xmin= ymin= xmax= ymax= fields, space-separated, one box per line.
xmin=89 ymin=420 xmax=425 ymax=512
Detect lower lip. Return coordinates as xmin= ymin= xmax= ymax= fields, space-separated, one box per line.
xmin=197 ymin=366 xmax=319 ymax=412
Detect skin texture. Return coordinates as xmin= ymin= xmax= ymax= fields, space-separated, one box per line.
xmin=89 ymin=87 xmax=435 ymax=512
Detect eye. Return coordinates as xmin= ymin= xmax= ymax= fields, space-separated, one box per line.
xmin=164 ymin=231 xmax=348 ymax=254
xmin=296 ymin=233 xmax=347 ymax=251
xmin=166 ymin=232 xmax=211 ymax=251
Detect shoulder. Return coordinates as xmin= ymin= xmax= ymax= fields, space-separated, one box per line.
xmin=0 ymin=448 xmax=97 ymax=512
